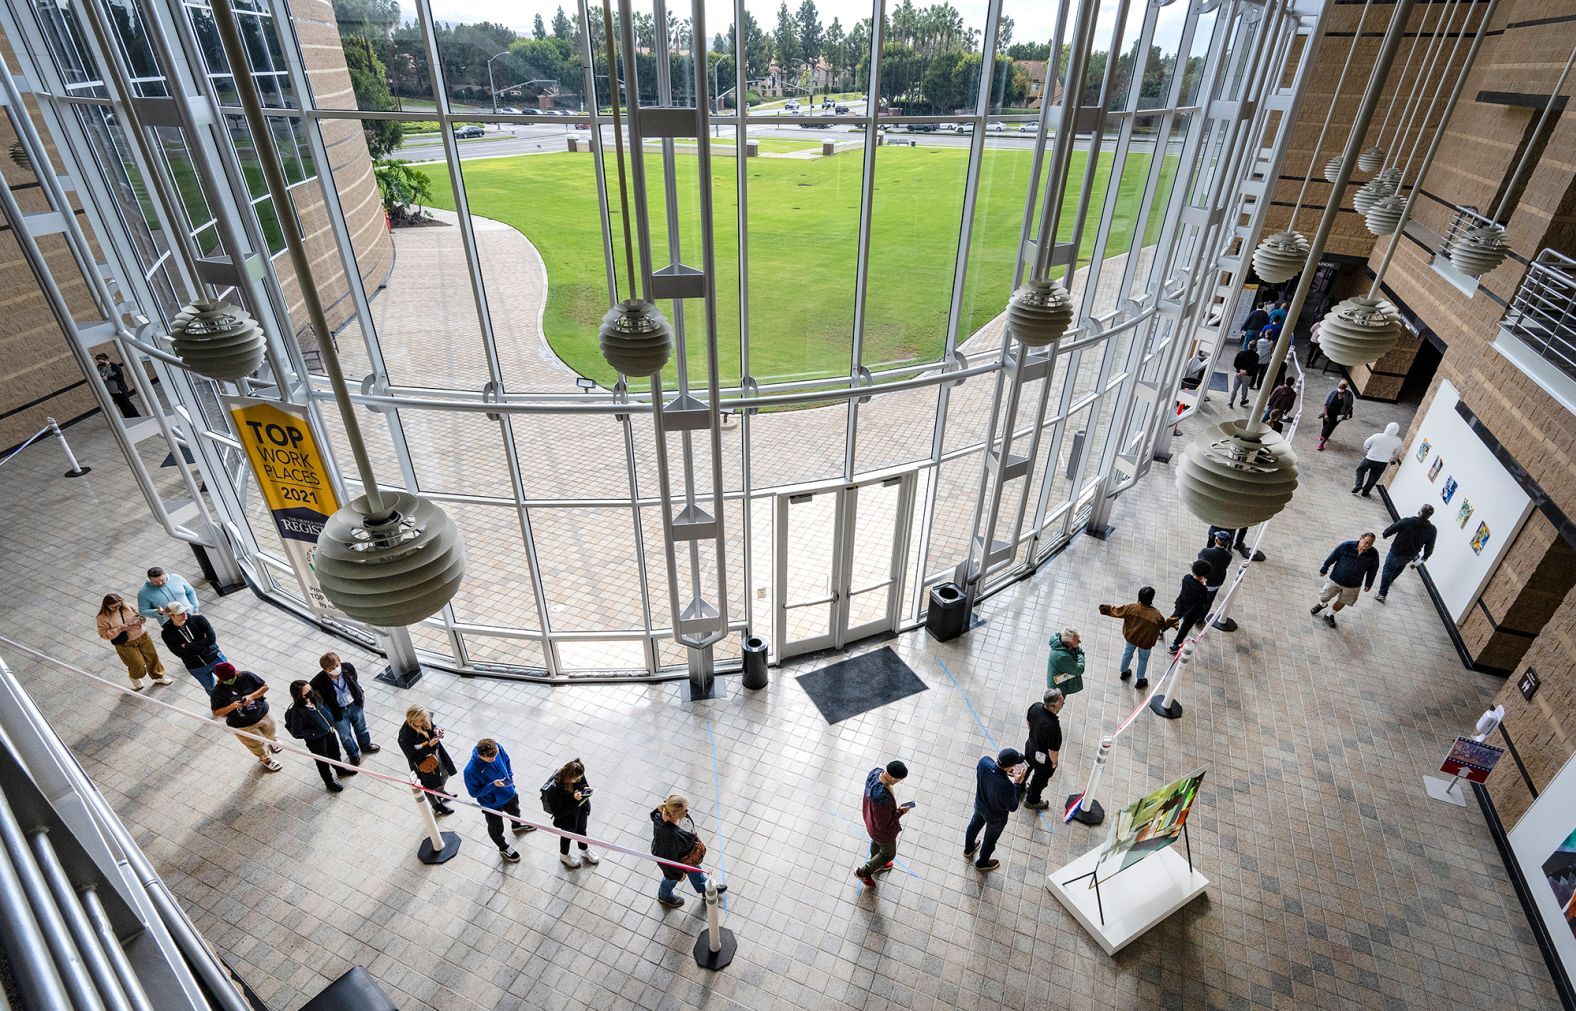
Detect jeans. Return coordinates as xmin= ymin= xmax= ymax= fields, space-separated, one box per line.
xmin=1229 ymin=371 xmax=1252 ymax=404
xmin=1120 ymin=640 xmax=1151 ymax=682
xmin=331 ymin=704 xmax=372 ymax=759
xmin=1025 ymin=762 xmax=1054 ymax=806
xmin=553 ymin=805 xmax=590 ymax=854
xmin=186 ymin=652 xmax=225 ymax=694
xmin=965 ymin=813 xmax=1008 ymax=866
xmin=1378 ymin=552 xmax=1412 ymax=597
xmin=304 ymin=732 xmax=342 ymax=786
xmin=1353 ymin=459 xmax=1387 ymax=493
xmin=858 ymin=839 xmax=899 ymax=877
xmin=483 ymin=796 xmax=523 ymax=852
xmin=658 ymin=870 xmax=709 ymax=902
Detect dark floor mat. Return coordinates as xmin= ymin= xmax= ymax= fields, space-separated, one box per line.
xmin=796 ymin=646 xmax=928 ymax=725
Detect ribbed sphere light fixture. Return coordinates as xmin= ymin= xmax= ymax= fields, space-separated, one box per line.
xmin=168 ymin=299 xmax=265 ymax=380
xmin=314 ymin=491 xmax=467 ymax=628
xmin=1364 ymin=194 xmax=1407 ymax=236
xmin=1319 ymin=296 xmax=1403 ymax=367
xmin=1449 ymin=222 xmax=1508 ymax=277
xmin=1352 ymin=179 xmax=1389 ymax=216
xmin=1322 ymin=154 xmax=1345 ymax=184
xmin=1250 ymin=230 xmax=1309 ymax=284
xmin=1357 ymin=146 xmax=1385 ymax=173
xmin=1004 ymin=277 xmax=1075 ymax=348
xmin=1375 ymin=166 xmax=1400 ymax=187
xmin=1175 ymin=420 xmax=1300 ymax=528
xmin=597 ymin=299 xmax=672 ymax=376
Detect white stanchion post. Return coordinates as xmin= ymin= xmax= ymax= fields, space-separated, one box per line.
xmin=48 ymin=418 xmax=90 ymax=478
xmin=693 ymin=877 xmax=736 ymax=970
xmin=412 ymin=777 xmax=460 ymax=864
xmin=1151 ymin=642 xmax=1192 ymax=720
xmin=1067 ymin=736 xmax=1112 ymax=826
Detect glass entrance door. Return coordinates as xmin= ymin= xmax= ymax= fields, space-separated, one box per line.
xmin=774 ymin=474 xmax=915 ymax=661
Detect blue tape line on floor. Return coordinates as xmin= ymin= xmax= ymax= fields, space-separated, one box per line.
xmin=821 ymin=802 xmax=920 ymax=878
xmin=936 ymin=659 xmax=1054 ymax=836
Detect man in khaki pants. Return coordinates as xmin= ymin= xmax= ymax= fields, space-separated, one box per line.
xmin=209 ymin=662 xmax=283 ymax=771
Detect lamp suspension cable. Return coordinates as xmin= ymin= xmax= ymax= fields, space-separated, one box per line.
xmin=1395 ymin=0 xmax=1475 ymax=187
xmin=1366 ymin=0 xmax=1434 ymax=165
xmin=601 ymin=0 xmax=639 ymax=303
xmin=1289 ymin=0 xmax=1377 ymax=227
xmin=1490 ymin=40 xmax=1576 ymax=224
xmin=1365 ymin=0 xmax=1498 ymax=294
xmin=1383 ymin=0 xmax=1460 ymax=183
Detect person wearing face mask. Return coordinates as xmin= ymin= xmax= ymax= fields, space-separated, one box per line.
xmin=310 ymin=652 xmax=380 ymax=766
xmin=209 ymin=662 xmax=283 ymax=771
xmin=158 ymin=601 xmax=225 ymax=692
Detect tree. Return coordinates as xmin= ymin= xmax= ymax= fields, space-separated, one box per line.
xmin=342 ymin=35 xmax=402 ymax=157
xmin=1006 ymin=41 xmax=1049 ymax=62
xmin=844 ymin=19 xmax=869 ymax=86
xmin=996 ymin=14 xmax=1013 ymax=51
xmin=331 ymin=0 xmax=399 ymax=40
xmin=533 ymin=14 xmax=546 ymax=39
xmin=773 ymin=3 xmax=798 ymax=73
xmin=795 ymin=0 xmax=822 ymax=65
xmin=823 ymin=18 xmax=845 ymax=86
xmin=552 ymin=7 xmax=573 ymax=42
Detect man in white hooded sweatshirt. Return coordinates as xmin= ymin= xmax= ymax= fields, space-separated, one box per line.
xmin=1352 ymin=422 xmax=1403 ymax=497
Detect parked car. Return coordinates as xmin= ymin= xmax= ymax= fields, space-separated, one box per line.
xmin=453 ymin=124 xmax=485 ymax=138
xmin=958 ymin=122 xmax=974 ymax=133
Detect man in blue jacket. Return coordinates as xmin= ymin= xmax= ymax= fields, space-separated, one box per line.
xmin=1310 ymin=532 xmax=1380 ymax=628
xmin=137 ymin=567 xmax=199 ymax=625
xmin=463 ymin=738 xmax=536 ymax=862
xmin=964 ymin=748 xmax=1029 ymax=872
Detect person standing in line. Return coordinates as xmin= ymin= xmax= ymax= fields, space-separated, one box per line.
xmin=1268 ymin=301 xmax=1290 ymax=328
xmin=1264 ymin=379 xmax=1297 ymax=428
xmin=95 ymin=353 xmax=140 ymax=418
xmin=855 ymin=760 xmax=911 ymax=887
xmin=1377 ymin=505 xmax=1437 ymax=603
xmin=1310 ymin=532 xmax=1380 ymax=628
xmin=1099 ymin=588 xmax=1177 ymax=690
xmin=542 ymin=759 xmax=600 ymax=869
xmin=284 ymin=681 xmax=350 ymax=793
xmin=1022 ymin=691 xmax=1065 ymax=810
xmin=964 ymin=748 xmax=1028 ymax=872
xmin=398 ymin=706 xmax=455 ymax=816
xmin=158 ymin=601 xmax=225 ymax=692
xmin=310 ymin=652 xmax=380 ymax=765
xmin=1252 ymin=331 xmax=1276 ymax=389
xmin=1352 ymin=422 xmax=1403 ymax=497
xmin=1316 ymin=380 xmax=1355 ymax=451
xmin=1230 ymin=344 xmax=1258 ymax=408
xmin=1169 ymin=560 xmax=1214 ymax=653
xmin=1197 ymin=530 xmax=1235 ymax=609
xmin=96 ymin=593 xmax=173 ymax=691
xmin=1306 ymin=319 xmax=1325 ymax=369
xmin=1206 ymin=523 xmax=1257 ymax=562
xmin=1240 ymin=304 xmax=1270 ymax=350
xmin=137 ymin=567 xmax=198 ymax=625
xmin=650 ymin=794 xmax=726 ymax=908
xmin=464 ymin=738 xmax=535 ymax=862
xmin=209 ymin=662 xmax=283 ymax=771
xmin=1045 ymin=627 xmax=1085 ymax=695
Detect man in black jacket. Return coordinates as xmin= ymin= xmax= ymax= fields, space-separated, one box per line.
xmin=1169 ymin=560 xmax=1214 ymax=653
xmin=1197 ymin=531 xmax=1235 ymax=630
xmin=1311 ymin=533 xmax=1380 ymax=628
xmin=1022 ymin=690 xmax=1065 ymax=811
xmin=159 ymin=601 xmax=225 ymax=692
xmin=310 ymin=653 xmax=381 ymax=765
xmin=1230 ymin=346 xmax=1258 ymax=407
xmin=1377 ymin=505 xmax=1437 ymax=603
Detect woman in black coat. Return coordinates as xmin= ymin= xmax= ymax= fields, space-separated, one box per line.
xmin=284 ymin=681 xmax=348 ymax=793
xmin=650 ymin=794 xmax=725 ymax=908
xmin=1317 ymin=381 xmax=1355 ymax=450
xmin=397 ymin=706 xmax=456 ymax=815
xmin=542 ymin=759 xmax=599 ymax=868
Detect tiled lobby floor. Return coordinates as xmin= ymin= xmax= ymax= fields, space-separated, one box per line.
xmin=0 ymin=372 xmax=1559 ymax=1010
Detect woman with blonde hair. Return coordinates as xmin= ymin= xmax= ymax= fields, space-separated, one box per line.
xmin=95 ymin=593 xmax=172 ymax=691
xmin=542 ymin=759 xmax=599 ymax=869
xmin=397 ymin=705 xmax=455 ymax=816
xmin=649 ymin=793 xmax=726 ymax=908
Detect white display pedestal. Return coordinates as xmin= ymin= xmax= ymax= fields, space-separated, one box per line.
xmin=1047 ymin=844 xmax=1208 ymax=955
xmin=1423 ymin=774 xmax=1470 ymax=807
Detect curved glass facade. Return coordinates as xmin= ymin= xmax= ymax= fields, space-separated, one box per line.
xmin=0 ymin=0 xmax=1316 ymax=678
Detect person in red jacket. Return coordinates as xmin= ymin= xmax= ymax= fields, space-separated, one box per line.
xmin=855 ymin=760 xmax=911 ymax=888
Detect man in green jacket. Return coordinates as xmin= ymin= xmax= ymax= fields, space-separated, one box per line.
xmin=1045 ymin=628 xmax=1085 ymax=695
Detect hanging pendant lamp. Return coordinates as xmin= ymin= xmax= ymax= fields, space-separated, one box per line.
xmin=1364 ymin=194 xmax=1407 ymax=236
xmin=1250 ymin=230 xmax=1310 ymax=284
xmin=1175 ymin=421 xmax=1300 ymax=528
xmin=1352 ymin=179 xmax=1389 ymax=215
xmin=168 ymin=299 xmax=266 ymax=380
xmin=600 ymin=299 xmax=673 ymax=375
xmin=1318 ymin=296 xmax=1404 ymax=366
xmin=1357 ymin=146 xmax=1385 ymax=172
xmin=1449 ymin=222 xmax=1508 ymax=277
xmin=1322 ymin=155 xmax=1345 ymax=184
xmin=1005 ymin=277 xmax=1075 ymax=348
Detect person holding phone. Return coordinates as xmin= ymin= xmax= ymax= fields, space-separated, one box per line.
xmin=964 ymin=748 xmax=1029 ymax=872
xmin=855 ymin=760 xmax=910 ymax=888
xmin=542 ymin=758 xmax=599 ymax=869
xmin=463 ymin=737 xmax=535 ymax=862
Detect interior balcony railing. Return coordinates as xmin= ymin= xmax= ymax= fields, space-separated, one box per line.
xmin=1494 ymin=247 xmax=1576 ymax=414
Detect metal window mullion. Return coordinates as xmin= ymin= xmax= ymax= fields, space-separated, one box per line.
xmin=1012 ymin=0 xmax=1073 ymax=292
xmin=574 ymin=0 xmax=620 ymax=306
xmin=1058 ymin=0 xmax=1134 ymax=297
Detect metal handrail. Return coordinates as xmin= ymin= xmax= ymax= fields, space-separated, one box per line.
xmin=1500 ymin=248 xmax=1576 ymax=383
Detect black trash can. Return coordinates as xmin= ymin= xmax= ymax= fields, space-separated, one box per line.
xmin=926 ymin=583 xmax=969 ymax=642
xmin=742 ymin=635 xmax=769 ymax=689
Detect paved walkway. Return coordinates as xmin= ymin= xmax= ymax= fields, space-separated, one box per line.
xmin=0 ymin=376 xmax=1557 ymax=1010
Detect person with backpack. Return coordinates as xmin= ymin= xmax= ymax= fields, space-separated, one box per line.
xmin=541 ymin=759 xmax=599 ymax=869
xmin=650 ymin=794 xmax=726 ymax=909
xmin=284 ymin=681 xmax=350 ymax=793
xmin=1098 ymin=587 xmax=1177 ymax=690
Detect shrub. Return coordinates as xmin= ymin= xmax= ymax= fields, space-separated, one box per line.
xmin=374 ymin=159 xmax=433 ymax=226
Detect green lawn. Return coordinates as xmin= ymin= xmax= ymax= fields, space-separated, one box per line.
xmin=420 ymin=145 xmax=1175 ymax=386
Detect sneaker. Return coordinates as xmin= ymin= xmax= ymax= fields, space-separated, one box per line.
xmin=855 ymin=867 xmax=877 ymax=888
xmin=579 ymin=849 xmax=599 ymax=865
xmin=1360 ymin=491 xmax=1372 ymax=498
xmin=363 ymin=743 xmax=381 ymax=754
xmin=874 ymin=862 xmax=894 ymax=875
xmin=262 ymin=759 xmax=283 ymax=772
xmin=152 ymin=676 xmax=174 ymax=685
xmin=1235 ymin=544 xmax=1252 ymax=558
xmin=1119 ymin=669 xmax=1132 ymax=681
xmin=1134 ymin=678 xmax=1149 ymax=690
xmin=1309 ymin=603 xmax=1324 ymax=615
xmin=131 ymin=679 xmax=147 ymax=692
xmin=434 ymin=804 xmax=454 ymax=817
xmin=500 ymin=848 xmax=521 ymax=863
xmin=338 ymin=767 xmax=359 ymax=778
xmin=349 ymin=753 xmax=362 ymax=766
xmin=964 ymin=843 xmax=978 ymax=859
xmin=975 ymin=860 xmax=1000 ymax=872
xmin=513 ymin=823 xmax=536 ymax=835
xmin=658 ymin=895 xmax=685 ymax=908
xmin=1351 ymin=487 xmax=1360 ymax=495
xmin=560 ymin=852 xmax=582 ymax=869
xmin=1375 ymin=594 xmax=1387 ymax=605
xmin=1323 ymin=614 xmax=1337 ymax=628
xmin=326 ymin=781 xmax=344 ymax=793
xmin=1024 ymin=800 xmax=1050 ymax=811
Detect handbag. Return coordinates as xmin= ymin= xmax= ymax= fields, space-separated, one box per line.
xmin=110 ymin=631 xmax=130 ymax=646
xmin=416 ymin=754 xmax=440 ymax=775
xmin=682 ymin=839 xmax=708 ymax=866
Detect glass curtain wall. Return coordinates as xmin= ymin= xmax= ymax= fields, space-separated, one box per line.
xmin=1 ymin=0 xmax=1307 ymax=678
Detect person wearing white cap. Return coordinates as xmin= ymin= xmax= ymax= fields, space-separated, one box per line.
xmin=159 ymin=601 xmax=226 ymax=693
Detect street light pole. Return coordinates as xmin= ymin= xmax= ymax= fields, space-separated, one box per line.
xmin=486 ymin=50 xmax=509 ymax=114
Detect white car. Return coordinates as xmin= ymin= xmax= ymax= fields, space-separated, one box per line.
xmin=1016 ymin=123 xmax=1036 ymax=133
xmin=987 ymin=121 xmax=1006 ymax=133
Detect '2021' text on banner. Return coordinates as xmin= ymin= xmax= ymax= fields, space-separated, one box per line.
xmin=226 ymin=396 xmax=340 ymax=615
